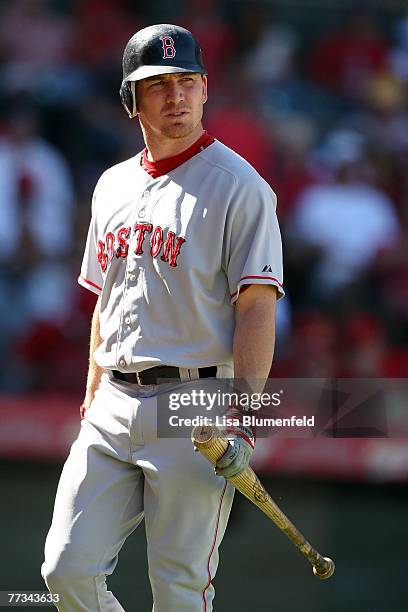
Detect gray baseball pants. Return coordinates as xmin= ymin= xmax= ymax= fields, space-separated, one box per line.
xmin=41 ymin=374 xmax=234 ymax=611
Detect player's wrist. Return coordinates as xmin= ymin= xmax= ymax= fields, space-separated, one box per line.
xmin=224 ymin=402 xmax=256 ymax=447
xmin=226 ymin=423 xmax=255 ymax=449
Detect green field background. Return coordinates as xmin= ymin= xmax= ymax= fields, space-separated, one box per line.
xmin=0 ymin=461 xmax=407 ymax=611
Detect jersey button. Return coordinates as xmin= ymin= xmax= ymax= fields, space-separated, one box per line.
xmin=129 ymin=274 xmax=136 ymax=281
xmin=125 ymin=317 xmax=131 ymax=325
xmin=138 ymin=209 xmax=146 ymax=218
xmin=143 ymin=190 xmax=150 ymax=198
xmin=119 ymin=358 xmax=126 ymax=368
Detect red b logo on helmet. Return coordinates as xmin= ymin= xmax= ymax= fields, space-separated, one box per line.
xmin=160 ymin=36 xmax=176 ymax=59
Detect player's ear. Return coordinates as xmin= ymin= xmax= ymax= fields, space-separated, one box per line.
xmin=202 ymin=75 xmax=208 ymax=104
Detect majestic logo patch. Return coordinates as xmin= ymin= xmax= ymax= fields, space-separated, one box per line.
xmin=262 ymin=265 xmax=273 ymax=273
xmin=160 ymin=36 xmax=176 ymax=59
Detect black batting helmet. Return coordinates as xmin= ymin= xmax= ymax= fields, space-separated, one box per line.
xmin=120 ymin=24 xmax=207 ymax=118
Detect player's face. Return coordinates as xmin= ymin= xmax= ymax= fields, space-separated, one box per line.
xmin=136 ymin=73 xmax=208 ymax=140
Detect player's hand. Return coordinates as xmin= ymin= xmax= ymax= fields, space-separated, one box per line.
xmin=215 ymin=425 xmax=255 ymax=478
xmin=80 ymin=403 xmax=87 ymax=420
xmin=80 ymin=392 xmax=95 ymax=420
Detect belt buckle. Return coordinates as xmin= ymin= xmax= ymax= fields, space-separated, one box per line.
xmin=136 ymin=371 xmax=142 ymax=385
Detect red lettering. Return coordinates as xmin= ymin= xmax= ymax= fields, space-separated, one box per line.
xmin=97 ymin=240 xmax=108 ymax=272
xmin=116 ymin=226 xmax=130 ymax=258
xmin=98 ymin=224 xmax=186 ymax=270
xmin=134 ymin=223 xmax=153 ymax=254
xmin=161 ymin=231 xmax=185 ymax=267
xmin=106 ymin=232 xmax=115 ymax=262
xmin=150 ymin=226 xmax=163 ymax=258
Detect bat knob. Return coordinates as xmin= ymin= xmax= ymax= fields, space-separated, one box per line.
xmin=312 ymin=557 xmax=335 ymax=579
xmin=192 ymin=425 xmax=215 ymax=444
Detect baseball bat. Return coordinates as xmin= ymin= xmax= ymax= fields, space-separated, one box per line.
xmin=192 ymin=425 xmax=335 ymax=579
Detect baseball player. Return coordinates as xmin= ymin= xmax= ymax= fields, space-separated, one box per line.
xmin=41 ymin=24 xmax=284 ymax=612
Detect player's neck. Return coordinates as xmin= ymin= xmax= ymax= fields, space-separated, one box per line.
xmin=143 ymin=124 xmax=205 ymax=162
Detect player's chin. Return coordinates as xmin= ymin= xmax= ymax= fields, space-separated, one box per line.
xmin=161 ymin=123 xmax=195 ymax=139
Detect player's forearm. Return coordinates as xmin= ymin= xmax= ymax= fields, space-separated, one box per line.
xmin=233 ymin=285 xmax=277 ymax=394
xmin=83 ymin=297 xmax=104 ymax=408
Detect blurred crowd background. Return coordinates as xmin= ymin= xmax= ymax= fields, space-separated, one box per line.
xmin=1 ymin=0 xmax=408 ymax=393
xmin=1 ymin=3 xmax=407 ymax=609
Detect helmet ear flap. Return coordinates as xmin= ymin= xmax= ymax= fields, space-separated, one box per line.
xmin=120 ymin=80 xmax=137 ymax=118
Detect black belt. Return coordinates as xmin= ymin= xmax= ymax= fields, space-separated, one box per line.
xmin=111 ymin=365 xmax=217 ymax=385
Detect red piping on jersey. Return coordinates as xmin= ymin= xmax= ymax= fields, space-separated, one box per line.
xmin=80 ymin=275 xmax=102 ymax=292
xmin=141 ymin=131 xmax=215 ymax=178
xmin=230 ymin=275 xmax=283 ymax=298
xmin=202 ymin=481 xmax=228 ymax=611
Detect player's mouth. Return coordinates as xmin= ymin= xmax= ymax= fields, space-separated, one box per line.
xmin=164 ymin=110 xmax=190 ymax=118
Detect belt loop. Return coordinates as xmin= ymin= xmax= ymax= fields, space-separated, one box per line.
xmin=216 ymin=365 xmax=227 ymax=378
xmin=179 ymin=368 xmax=191 ymax=382
xmin=188 ymin=368 xmax=199 ymax=381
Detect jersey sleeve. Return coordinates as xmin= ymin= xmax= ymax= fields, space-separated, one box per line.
xmin=78 ymin=188 xmax=103 ymax=296
xmin=223 ymin=176 xmax=284 ymax=304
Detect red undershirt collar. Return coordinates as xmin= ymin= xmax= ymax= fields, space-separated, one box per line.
xmin=140 ymin=131 xmax=215 ymax=178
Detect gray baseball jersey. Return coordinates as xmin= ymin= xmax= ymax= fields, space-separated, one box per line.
xmin=79 ymin=139 xmax=284 ymax=372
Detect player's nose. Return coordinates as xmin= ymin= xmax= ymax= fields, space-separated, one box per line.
xmin=165 ymin=79 xmax=184 ymax=103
